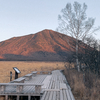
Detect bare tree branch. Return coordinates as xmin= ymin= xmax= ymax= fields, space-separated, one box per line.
xmin=57 ymin=1 xmax=100 ymax=72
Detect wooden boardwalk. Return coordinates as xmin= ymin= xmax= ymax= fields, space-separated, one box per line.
xmin=0 ymin=70 xmax=75 ymax=100
xmin=41 ymin=70 xmax=75 ymax=100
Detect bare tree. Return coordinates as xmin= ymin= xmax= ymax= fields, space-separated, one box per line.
xmin=57 ymin=2 xmax=99 ymax=71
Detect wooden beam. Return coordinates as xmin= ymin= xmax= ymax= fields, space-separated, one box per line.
xmin=60 ymin=90 xmax=63 ymax=100
xmin=0 ymin=83 xmax=43 ymax=86
xmin=0 ymin=83 xmax=43 ymax=94
xmin=0 ymin=85 xmax=5 ymax=93
xmin=13 ymin=77 xmax=25 ymax=83
xmin=5 ymin=95 xmax=8 ymax=100
xmin=45 ymin=89 xmax=60 ymax=91
xmin=17 ymin=95 xmax=19 ymax=100
xmin=28 ymin=95 xmax=31 ymax=100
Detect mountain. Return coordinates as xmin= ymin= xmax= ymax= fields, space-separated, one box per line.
xmin=0 ymin=29 xmax=75 ymax=61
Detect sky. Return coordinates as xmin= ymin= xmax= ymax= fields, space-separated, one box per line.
xmin=0 ymin=0 xmax=100 ymax=42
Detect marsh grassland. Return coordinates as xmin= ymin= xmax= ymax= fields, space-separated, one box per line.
xmin=0 ymin=61 xmax=65 ymax=83
xmin=0 ymin=61 xmax=100 ymax=100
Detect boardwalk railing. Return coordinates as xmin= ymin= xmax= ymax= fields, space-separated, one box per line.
xmin=0 ymin=83 xmax=43 ymax=94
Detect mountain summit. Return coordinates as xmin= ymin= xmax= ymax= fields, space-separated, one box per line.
xmin=0 ymin=29 xmax=74 ymax=61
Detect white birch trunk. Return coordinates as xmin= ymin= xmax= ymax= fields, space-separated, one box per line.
xmin=76 ymin=39 xmax=80 ymax=72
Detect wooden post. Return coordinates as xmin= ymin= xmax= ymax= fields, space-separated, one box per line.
xmin=0 ymin=85 xmax=5 ymax=93
xmin=35 ymin=85 xmax=41 ymax=94
xmin=15 ymin=72 xmax=18 ymax=79
xmin=5 ymin=95 xmax=8 ymax=100
xmin=10 ymin=71 xmax=12 ymax=81
xmin=17 ymin=95 xmax=19 ymax=100
xmin=16 ymin=85 xmax=23 ymax=93
xmin=28 ymin=95 xmax=31 ymax=100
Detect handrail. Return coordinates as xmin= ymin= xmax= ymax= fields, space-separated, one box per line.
xmin=0 ymin=83 xmax=43 ymax=86
xmin=0 ymin=83 xmax=43 ymax=93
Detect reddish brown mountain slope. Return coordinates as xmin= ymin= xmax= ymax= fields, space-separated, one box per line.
xmin=0 ymin=29 xmax=75 ymax=61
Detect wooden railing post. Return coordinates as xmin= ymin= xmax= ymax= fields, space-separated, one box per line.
xmin=0 ymin=85 xmax=5 ymax=93
xmin=0 ymin=83 xmax=42 ymax=95
xmin=17 ymin=95 xmax=19 ymax=100
xmin=28 ymin=95 xmax=31 ymax=100
xmin=35 ymin=85 xmax=41 ymax=94
xmin=16 ymin=85 xmax=23 ymax=93
xmin=5 ymin=95 xmax=8 ymax=100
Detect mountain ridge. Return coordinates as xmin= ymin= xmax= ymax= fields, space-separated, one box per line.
xmin=0 ymin=29 xmax=75 ymax=61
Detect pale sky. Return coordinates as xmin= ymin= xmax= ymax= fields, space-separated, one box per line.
xmin=0 ymin=0 xmax=100 ymax=42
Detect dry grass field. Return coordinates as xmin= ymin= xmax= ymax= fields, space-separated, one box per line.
xmin=64 ymin=69 xmax=100 ymax=100
xmin=0 ymin=61 xmax=66 ymax=83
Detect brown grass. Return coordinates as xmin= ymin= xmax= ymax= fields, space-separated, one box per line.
xmin=0 ymin=61 xmax=66 ymax=83
xmin=64 ymin=68 xmax=100 ymax=100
